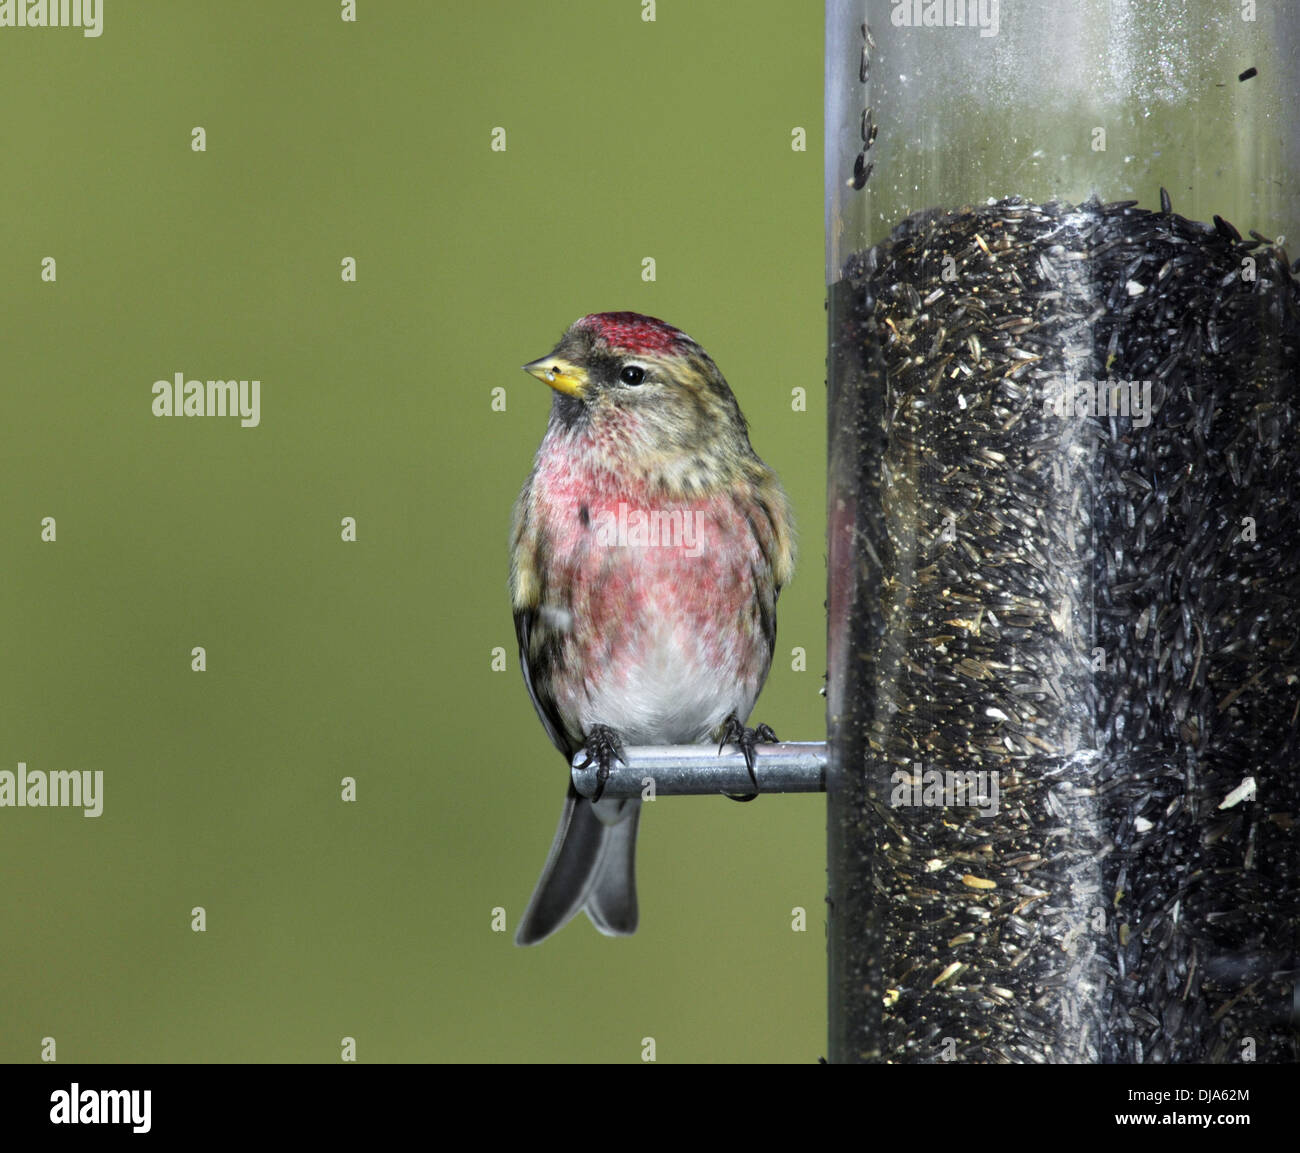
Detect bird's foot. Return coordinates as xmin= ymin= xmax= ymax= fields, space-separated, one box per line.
xmin=718 ymin=714 xmax=778 ymax=801
xmin=575 ymin=724 xmax=626 ymax=802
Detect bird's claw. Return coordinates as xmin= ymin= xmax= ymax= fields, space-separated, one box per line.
xmin=718 ymin=714 xmax=778 ymax=800
xmin=576 ymin=724 xmax=626 ymax=802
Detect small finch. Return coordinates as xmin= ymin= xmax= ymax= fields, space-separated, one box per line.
xmin=511 ymin=311 xmax=795 ymax=945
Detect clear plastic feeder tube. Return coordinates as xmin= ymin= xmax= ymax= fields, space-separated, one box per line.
xmin=826 ymin=0 xmax=1300 ymax=1063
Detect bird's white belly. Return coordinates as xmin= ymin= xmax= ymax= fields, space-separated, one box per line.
xmin=579 ymin=618 xmax=755 ymax=745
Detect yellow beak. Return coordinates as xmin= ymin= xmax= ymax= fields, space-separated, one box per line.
xmin=522 ymin=355 xmax=587 ymax=398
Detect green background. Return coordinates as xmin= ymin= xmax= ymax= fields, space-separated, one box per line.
xmin=0 ymin=2 xmax=827 ymax=1062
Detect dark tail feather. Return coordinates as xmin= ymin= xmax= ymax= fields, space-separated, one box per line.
xmin=584 ymin=802 xmax=640 ymax=935
xmin=515 ymin=785 xmax=640 ymax=946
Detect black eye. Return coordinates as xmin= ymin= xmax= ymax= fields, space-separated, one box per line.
xmin=619 ymin=365 xmax=646 ymax=386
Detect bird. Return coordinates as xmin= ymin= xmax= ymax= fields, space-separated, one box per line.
xmin=510 ymin=311 xmax=795 ymax=945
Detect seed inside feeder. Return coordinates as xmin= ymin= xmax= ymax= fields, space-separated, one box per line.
xmin=828 ymin=193 xmax=1300 ymax=1063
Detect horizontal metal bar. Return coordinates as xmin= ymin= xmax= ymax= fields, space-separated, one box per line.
xmin=570 ymin=742 xmax=827 ymax=798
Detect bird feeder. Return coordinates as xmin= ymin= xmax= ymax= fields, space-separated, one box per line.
xmin=826 ymin=0 xmax=1300 ymax=1063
